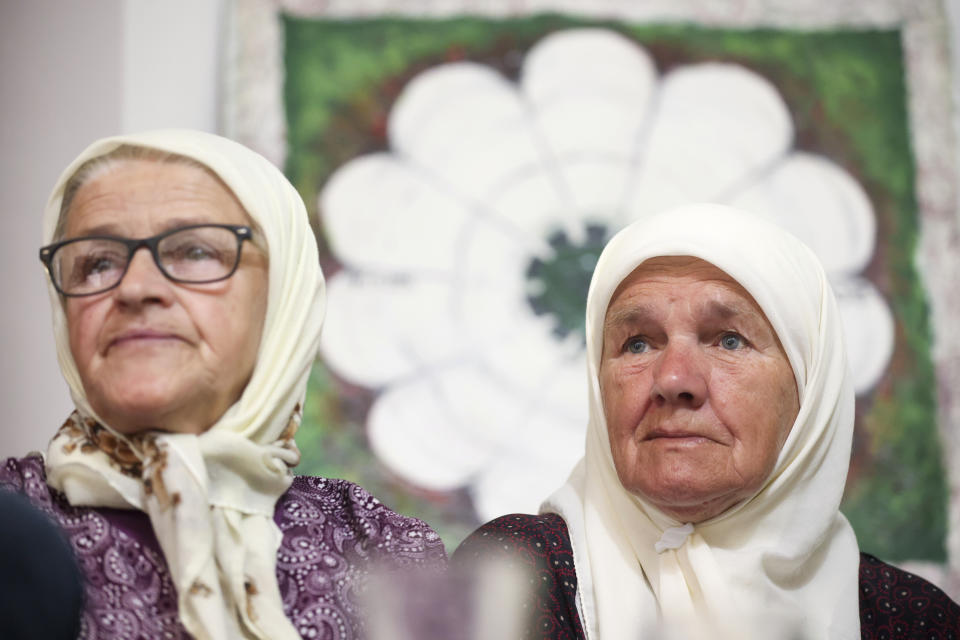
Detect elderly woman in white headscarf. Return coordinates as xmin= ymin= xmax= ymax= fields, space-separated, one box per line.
xmin=0 ymin=130 xmax=445 ymax=640
xmin=453 ymin=203 xmax=959 ymax=639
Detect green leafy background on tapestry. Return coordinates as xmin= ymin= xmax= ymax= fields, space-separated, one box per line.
xmin=283 ymin=14 xmax=947 ymax=559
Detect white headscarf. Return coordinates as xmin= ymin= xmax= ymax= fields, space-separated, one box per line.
xmin=42 ymin=130 xmax=325 ymax=640
xmin=543 ymin=203 xmax=861 ymax=639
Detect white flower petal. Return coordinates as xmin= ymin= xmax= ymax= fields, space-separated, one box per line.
xmin=320 ymin=153 xmax=472 ymax=275
xmin=320 ymin=273 xmax=463 ymax=386
xmin=481 ymin=329 xmax=585 ymax=412
xmin=456 ymin=217 xmax=539 ymax=290
xmin=472 ymin=408 xmax=586 ymax=519
xmin=731 ymin=153 xmax=877 ymax=275
xmin=536 ymin=353 xmax=590 ymax=421
xmin=368 ymin=366 xmax=529 ymax=490
xmin=521 ymin=29 xmax=656 ymax=226
xmin=520 ymin=29 xmax=656 ymax=160
xmin=551 ymin=161 xmax=636 ymax=228
xmin=388 ymin=62 xmax=584 ymax=241
xmin=457 ymin=283 xmax=565 ymax=386
xmin=624 ymin=63 xmax=793 ymax=221
xmin=474 ymin=351 xmax=588 ymax=517
xmin=523 ymin=28 xmax=656 ymax=120
xmin=388 ymin=63 xmax=545 ymax=201
xmin=834 ymin=278 xmax=895 ymax=394
xmin=483 ymin=169 xmax=574 ymax=241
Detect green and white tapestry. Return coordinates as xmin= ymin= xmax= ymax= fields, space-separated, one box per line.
xmin=226 ymin=0 xmax=960 ymax=590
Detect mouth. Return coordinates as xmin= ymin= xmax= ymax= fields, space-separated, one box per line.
xmin=644 ymin=429 xmax=715 ymax=443
xmin=108 ymin=329 xmax=183 ymax=350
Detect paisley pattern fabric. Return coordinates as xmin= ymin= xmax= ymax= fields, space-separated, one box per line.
xmin=2 ymin=455 xmax=446 ymax=640
xmin=454 ymin=513 xmax=960 ymax=640
xmin=859 ymin=553 xmax=960 ymax=640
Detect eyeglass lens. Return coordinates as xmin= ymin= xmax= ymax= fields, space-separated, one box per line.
xmin=51 ymin=226 xmax=242 ymax=295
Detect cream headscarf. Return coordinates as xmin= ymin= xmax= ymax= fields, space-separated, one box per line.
xmin=543 ymin=203 xmax=861 ymax=639
xmin=42 ymin=130 xmax=325 ymax=640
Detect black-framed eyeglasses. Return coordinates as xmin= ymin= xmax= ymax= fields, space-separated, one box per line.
xmin=39 ymin=224 xmax=254 ymax=297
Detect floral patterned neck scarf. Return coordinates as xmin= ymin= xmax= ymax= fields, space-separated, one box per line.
xmin=543 ymin=203 xmax=861 ymax=639
xmin=42 ymin=129 xmax=326 ymax=640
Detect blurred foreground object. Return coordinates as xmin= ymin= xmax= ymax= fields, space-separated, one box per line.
xmin=0 ymin=489 xmax=83 ymax=640
xmin=364 ymin=558 xmax=525 ymax=640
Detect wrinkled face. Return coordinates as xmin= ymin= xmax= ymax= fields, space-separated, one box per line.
xmin=63 ymin=158 xmax=269 ymax=435
xmin=599 ymin=256 xmax=799 ymax=523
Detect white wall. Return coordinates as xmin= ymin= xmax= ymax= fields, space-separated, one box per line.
xmin=0 ymin=0 xmax=222 ymax=457
xmin=122 ymin=1 xmax=223 ymax=133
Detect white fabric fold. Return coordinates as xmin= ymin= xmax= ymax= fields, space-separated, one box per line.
xmin=654 ymin=523 xmax=694 ymax=553
xmin=542 ymin=203 xmax=860 ymax=639
xmin=42 ymin=130 xmax=325 ymax=640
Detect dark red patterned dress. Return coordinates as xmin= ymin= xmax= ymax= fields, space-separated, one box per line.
xmin=1 ymin=455 xmax=447 ymax=640
xmin=453 ymin=513 xmax=960 ymax=640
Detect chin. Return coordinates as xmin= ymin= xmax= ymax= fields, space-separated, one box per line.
xmin=97 ymin=406 xmax=168 ymax=434
xmin=88 ymin=387 xmax=182 ymax=434
xmin=637 ymin=475 xmax=754 ymax=522
xmin=624 ymin=465 xmax=737 ymax=519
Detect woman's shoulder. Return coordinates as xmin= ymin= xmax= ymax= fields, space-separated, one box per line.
xmin=452 ymin=513 xmax=584 ymax=639
xmin=277 ymin=475 xmax=446 ymax=563
xmin=1 ymin=454 xmax=55 ymax=507
xmin=858 ymin=552 xmax=960 ymax=636
xmin=451 ymin=512 xmax=577 ymax=596
xmin=2 ymin=453 xmax=46 ymax=481
xmin=453 ymin=512 xmax=573 ymax=560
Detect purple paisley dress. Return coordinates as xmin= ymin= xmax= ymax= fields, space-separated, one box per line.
xmin=1 ymin=455 xmax=446 ymax=640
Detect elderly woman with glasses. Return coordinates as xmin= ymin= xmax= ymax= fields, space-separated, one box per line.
xmin=1 ymin=130 xmax=445 ymax=640
xmin=453 ymin=204 xmax=959 ymax=639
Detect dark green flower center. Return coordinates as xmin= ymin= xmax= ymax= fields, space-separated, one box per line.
xmin=526 ymin=224 xmax=608 ymax=340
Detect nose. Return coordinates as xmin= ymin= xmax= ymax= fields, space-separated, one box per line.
xmin=649 ymin=340 xmax=707 ymax=408
xmin=113 ymin=247 xmax=174 ymax=307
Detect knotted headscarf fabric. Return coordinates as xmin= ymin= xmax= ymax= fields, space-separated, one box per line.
xmin=543 ymin=203 xmax=860 ymax=639
xmin=43 ymin=129 xmax=325 ymax=640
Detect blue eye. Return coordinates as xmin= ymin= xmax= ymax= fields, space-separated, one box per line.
xmin=719 ymin=333 xmax=743 ymax=350
xmin=625 ymin=337 xmax=648 ymax=354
